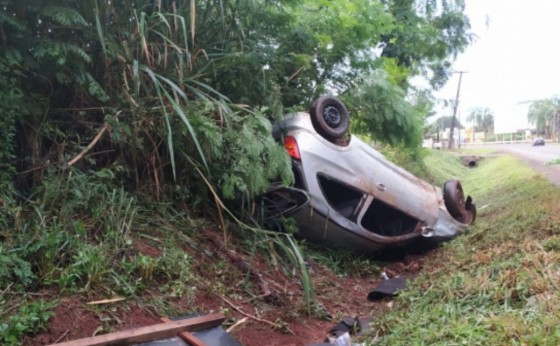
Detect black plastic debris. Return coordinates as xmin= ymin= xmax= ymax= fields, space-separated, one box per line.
xmin=367 ymin=276 xmax=412 ymax=301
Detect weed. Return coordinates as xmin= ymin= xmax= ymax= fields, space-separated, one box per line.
xmin=65 ymin=244 xmax=111 ymax=293
xmin=20 ymin=226 xmax=78 ymax=284
xmin=543 ymin=236 xmax=560 ymax=252
xmin=158 ymin=244 xmax=196 ymax=299
xmin=0 ymin=246 xmax=35 ymax=290
xmin=0 ymin=300 xmax=55 ymax=345
xmin=307 ymin=246 xmax=381 ymax=278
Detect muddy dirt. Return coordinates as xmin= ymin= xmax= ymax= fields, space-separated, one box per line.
xmin=25 ymin=235 xmax=429 ymax=346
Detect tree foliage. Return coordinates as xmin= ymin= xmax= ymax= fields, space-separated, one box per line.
xmin=344 ymin=70 xmax=423 ymax=147
xmin=467 ymin=107 xmax=494 ymax=137
xmin=380 ymin=0 xmax=472 ymax=88
xmin=528 ymin=98 xmax=560 ymax=138
xmin=1 ymin=0 xmax=295 ymax=202
xmin=424 ymin=115 xmax=465 ymax=138
xmin=0 ymin=0 xmax=473 ymax=205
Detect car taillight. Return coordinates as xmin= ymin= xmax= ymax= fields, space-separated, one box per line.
xmin=284 ymin=136 xmax=301 ymax=160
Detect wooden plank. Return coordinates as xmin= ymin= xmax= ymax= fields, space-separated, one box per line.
xmin=160 ymin=317 xmax=208 ymax=346
xmin=49 ymin=313 xmax=225 ymax=346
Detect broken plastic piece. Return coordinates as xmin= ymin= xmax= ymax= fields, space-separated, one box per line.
xmin=367 ymin=276 xmax=413 ymax=301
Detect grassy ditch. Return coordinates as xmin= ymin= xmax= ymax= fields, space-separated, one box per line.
xmin=370 ymin=154 xmax=560 ymax=345
xmin=0 ymin=168 xmax=312 ymax=344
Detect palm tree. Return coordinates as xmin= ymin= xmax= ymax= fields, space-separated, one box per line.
xmin=467 ymin=107 xmax=494 ymax=141
xmin=528 ymin=98 xmax=560 ymax=139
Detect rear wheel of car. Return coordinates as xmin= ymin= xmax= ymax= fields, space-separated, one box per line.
xmin=309 ymin=96 xmax=350 ymax=141
xmin=443 ymin=179 xmax=466 ymax=219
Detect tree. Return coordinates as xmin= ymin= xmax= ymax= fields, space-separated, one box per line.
xmin=0 ymin=0 xmax=474 ymax=202
xmin=216 ymin=0 xmax=395 ymax=108
xmin=527 ymin=98 xmax=560 ymax=139
xmin=1 ymin=0 xmax=295 ymax=200
xmin=467 ymin=107 xmax=494 ymax=140
xmin=343 ymin=70 xmax=423 ymax=147
xmin=379 ymin=0 xmax=473 ymax=89
xmin=424 ymin=115 xmax=465 ymax=139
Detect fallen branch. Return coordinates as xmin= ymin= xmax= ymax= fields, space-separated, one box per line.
xmin=86 ymin=297 xmax=126 ymax=305
xmin=206 ymin=232 xmax=272 ymax=299
xmin=53 ymin=330 xmax=70 ymax=344
xmin=0 ymin=282 xmax=13 ymax=296
xmin=217 ymin=295 xmax=292 ymax=334
xmin=68 ymin=123 xmax=109 ymax=167
xmin=226 ymin=317 xmax=249 ymax=333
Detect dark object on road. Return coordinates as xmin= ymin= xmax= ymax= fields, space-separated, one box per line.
xmin=532 ymin=138 xmax=545 ymax=146
xmin=263 ymin=96 xmax=476 ymax=253
xmin=367 ymin=276 xmax=413 ymax=301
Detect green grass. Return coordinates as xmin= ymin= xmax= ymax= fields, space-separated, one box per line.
xmin=456 ymin=147 xmax=498 ymax=155
xmin=423 ymin=150 xmax=468 ymax=186
xmin=0 ymin=300 xmax=55 ymax=345
xmin=307 ymin=245 xmax=381 ymax=278
xmin=0 ymin=166 xmax=313 ymax=343
xmin=369 ymin=153 xmax=560 ymax=345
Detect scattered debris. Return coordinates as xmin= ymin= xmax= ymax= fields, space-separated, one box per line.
xmin=226 ymin=317 xmax=249 ymax=333
xmin=206 ymin=232 xmax=273 ymax=300
xmin=86 ymin=297 xmax=126 ymax=305
xmin=160 ymin=317 xmax=208 ymax=346
xmin=367 ymin=276 xmax=415 ymax=301
xmin=305 ymin=316 xmax=371 ymax=346
xmin=217 ymin=295 xmax=291 ymax=333
xmin=48 ymin=313 xmax=227 ymax=346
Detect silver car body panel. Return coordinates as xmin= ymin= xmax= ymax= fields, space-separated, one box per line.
xmin=277 ymin=112 xmax=470 ymax=252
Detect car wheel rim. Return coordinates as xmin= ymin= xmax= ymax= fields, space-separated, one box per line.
xmin=323 ymin=105 xmax=342 ymax=128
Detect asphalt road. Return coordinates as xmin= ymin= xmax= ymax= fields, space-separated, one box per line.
xmin=472 ymin=142 xmax=560 ymax=186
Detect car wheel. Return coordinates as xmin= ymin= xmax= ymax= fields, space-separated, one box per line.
xmin=463 ymin=196 xmax=477 ymax=225
xmin=443 ymin=179 xmax=466 ymax=219
xmin=309 ymin=96 xmax=350 ymax=140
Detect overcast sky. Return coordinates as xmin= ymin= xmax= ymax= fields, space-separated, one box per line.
xmin=434 ymin=0 xmax=560 ymax=133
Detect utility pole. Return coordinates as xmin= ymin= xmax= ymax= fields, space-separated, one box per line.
xmin=448 ymin=71 xmax=467 ymax=149
xmin=458 ymin=109 xmax=461 ymax=149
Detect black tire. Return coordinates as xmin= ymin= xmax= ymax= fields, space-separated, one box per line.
xmin=309 ymin=96 xmax=350 ymax=140
xmin=443 ymin=179 xmax=466 ymax=219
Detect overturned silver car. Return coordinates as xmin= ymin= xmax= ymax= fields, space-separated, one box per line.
xmin=261 ymin=96 xmax=476 ymax=253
